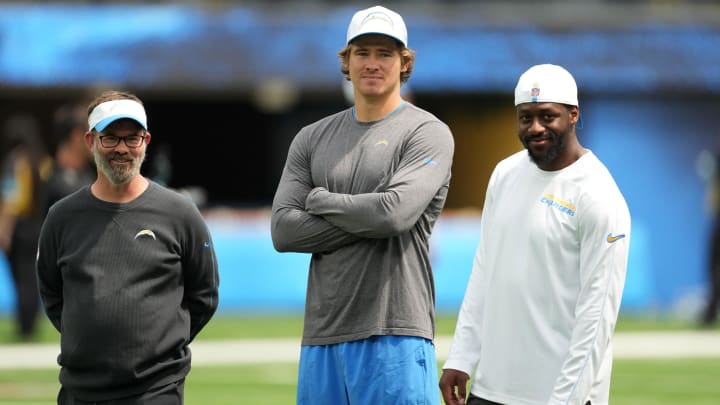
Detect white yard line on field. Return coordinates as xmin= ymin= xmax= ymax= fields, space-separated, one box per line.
xmin=1 ymin=331 xmax=719 ymax=370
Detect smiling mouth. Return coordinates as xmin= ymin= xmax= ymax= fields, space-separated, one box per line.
xmin=528 ymin=137 xmax=550 ymax=146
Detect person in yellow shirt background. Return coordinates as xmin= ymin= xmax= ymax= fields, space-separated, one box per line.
xmin=0 ymin=113 xmax=52 ymax=340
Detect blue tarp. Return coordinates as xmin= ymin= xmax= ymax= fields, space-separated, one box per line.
xmin=0 ymin=4 xmax=718 ymax=93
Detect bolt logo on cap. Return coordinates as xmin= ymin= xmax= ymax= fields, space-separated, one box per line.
xmin=346 ymin=5 xmax=408 ymax=46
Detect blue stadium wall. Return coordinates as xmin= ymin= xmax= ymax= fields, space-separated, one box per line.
xmin=0 ymin=4 xmax=718 ymax=317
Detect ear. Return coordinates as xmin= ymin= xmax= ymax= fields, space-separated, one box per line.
xmin=84 ymin=131 xmax=94 ymax=151
xmin=144 ymin=131 xmax=151 ymax=145
xmin=400 ymin=55 xmax=409 ymax=73
xmin=569 ymin=106 xmax=580 ymax=125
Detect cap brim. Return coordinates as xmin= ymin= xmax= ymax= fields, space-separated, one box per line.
xmin=94 ymin=115 xmax=147 ymax=132
xmin=348 ymin=31 xmax=405 ymax=46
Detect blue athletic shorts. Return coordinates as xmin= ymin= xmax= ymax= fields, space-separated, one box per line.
xmin=297 ymin=335 xmax=440 ymax=405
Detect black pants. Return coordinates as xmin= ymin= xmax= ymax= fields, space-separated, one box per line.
xmin=467 ymin=394 xmax=503 ymax=405
xmin=57 ymin=380 xmax=185 ymax=405
xmin=7 ymin=219 xmax=41 ymax=338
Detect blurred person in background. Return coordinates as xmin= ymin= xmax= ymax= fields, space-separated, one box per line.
xmin=439 ymin=64 xmax=631 ymax=405
xmin=271 ymin=5 xmax=454 ymax=405
xmin=0 ymin=113 xmax=52 ymax=340
xmin=36 ymin=90 xmax=219 ymax=404
xmin=44 ymin=102 xmax=95 ymax=213
xmin=699 ymin=144 xmax=720 ymax=326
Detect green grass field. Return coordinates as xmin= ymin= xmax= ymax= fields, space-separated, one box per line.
xmin=1 ymin=314 xmax=718 ymax=404
xmin=0 ymin=312 xmax=705 ymax=345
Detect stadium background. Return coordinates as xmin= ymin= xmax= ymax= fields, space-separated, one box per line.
xmin=1 ymin=0 xmax=719 ymax=319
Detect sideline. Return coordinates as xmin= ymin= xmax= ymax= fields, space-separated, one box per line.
xmin=1 ymin=331 xmax=719 ymax=370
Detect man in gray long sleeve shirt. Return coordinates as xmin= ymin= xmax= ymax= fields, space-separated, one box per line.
xmin=271 ymin=5 xmax=454 ymax=405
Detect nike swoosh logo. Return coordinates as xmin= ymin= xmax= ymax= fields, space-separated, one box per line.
xmin=134 ymin=229 xmax=157 ymax=240
xmin=375 ymin=139 xmax=388 ymax=146
xmin=203 ymin=242 xmax=211 ymax=248
xmin=607 ymin=233 xmax=626 ymax=243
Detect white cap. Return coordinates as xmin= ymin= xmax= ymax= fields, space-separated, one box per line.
xmin=346 ymin=5 xmax=407 ymax=47
xmin=514 ymin=64 xmax=578 ymax=106
xmin=88 ymin=99 xmax=148 ymax=131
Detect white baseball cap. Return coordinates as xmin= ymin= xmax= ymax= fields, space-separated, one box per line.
xmin=514 ymin=64 xmax=578 ymax=107
xmin=346 ymin=5 xmax=407 ymax=47
xmin=88 ymin=99 xmax=148 ymax=132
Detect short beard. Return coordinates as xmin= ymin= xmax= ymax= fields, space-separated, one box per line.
xmin=525 ymin=130 xmax=567 ymax=168
xmin=93 ymin=144 xmax=145 ymax=185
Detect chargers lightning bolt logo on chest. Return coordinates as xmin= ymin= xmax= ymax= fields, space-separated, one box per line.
xmin=134 ymin=229 xmax=157 ymax=240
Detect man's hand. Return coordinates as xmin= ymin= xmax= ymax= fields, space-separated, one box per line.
xmin=439 ymin=368 xmax=470 ymax=405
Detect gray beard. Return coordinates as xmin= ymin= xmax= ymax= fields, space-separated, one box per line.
xmin=93 ymin=145 xmax=145 ymax=185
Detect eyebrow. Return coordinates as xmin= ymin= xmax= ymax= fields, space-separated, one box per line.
xmin=101 ymin=130 xmax=144 ymax=136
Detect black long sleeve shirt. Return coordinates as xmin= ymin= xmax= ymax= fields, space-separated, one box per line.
xmin=36 ymin=182 xmax=219 ymax=401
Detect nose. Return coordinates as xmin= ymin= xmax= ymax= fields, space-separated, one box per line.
xmin=364 ymin=60 xmax=379 ymax=71
xmin=528 ymin=118 xmax=544 ymax=134
xmin=363 ymin=53 xmax=382 ymax=69
xmin=113 ymin=139 xmax=131 ymax=152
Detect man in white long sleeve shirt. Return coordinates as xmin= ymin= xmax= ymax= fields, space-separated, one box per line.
xmin=439 ymin=64 xmax=631 ymax=405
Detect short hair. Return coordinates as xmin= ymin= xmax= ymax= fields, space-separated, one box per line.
xmin=338 ymin=41 xmax=416 ymax=84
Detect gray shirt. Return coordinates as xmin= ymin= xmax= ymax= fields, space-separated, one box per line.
xmin=271 ymin=102 xmax=454 ymax=345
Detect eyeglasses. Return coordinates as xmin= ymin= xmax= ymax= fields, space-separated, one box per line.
xmin=97 ymin=133 xmax=146 ymax=148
